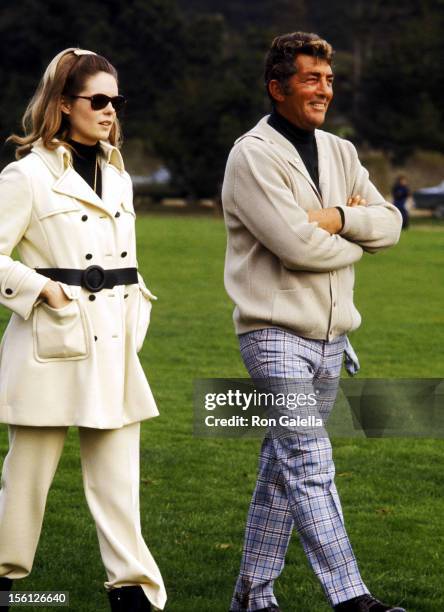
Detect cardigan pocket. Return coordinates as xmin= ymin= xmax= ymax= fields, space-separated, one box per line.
xmin=33 ymin=299 xmax=90 ymax=362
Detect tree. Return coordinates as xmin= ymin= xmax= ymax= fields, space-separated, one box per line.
xmin=149 ymin=15 xmax=270 ymax=198
xmin=0 ymin=0 xmax=184 ymax=164
xmin=357 ymin=0 xmax=444 ymax=158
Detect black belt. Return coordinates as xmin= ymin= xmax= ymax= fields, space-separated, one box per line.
xmin=37 ymin=266 xmax=138 ymax=293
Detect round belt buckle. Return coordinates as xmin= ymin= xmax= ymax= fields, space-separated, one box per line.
xmin=83 ymin=265 xmax=106 ymax=292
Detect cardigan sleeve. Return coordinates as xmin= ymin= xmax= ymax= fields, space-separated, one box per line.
xmin=226 ymin=140 xmax=363 ymax=272
xmin=0 ymin=162 xmax=50 ymax=319
xmin=338 ymin=140 xmax=402 ymax=253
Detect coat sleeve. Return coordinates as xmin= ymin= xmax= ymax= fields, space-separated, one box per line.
xmin=338 ymin=141 xmax=403 ymax=253
xmin=137 ymin=271 xmax=157 ymax=301
xmin=226 ymin=140 xmax=363 ymax=272
xmin=0 ymin=162 xmax=50 ymax=320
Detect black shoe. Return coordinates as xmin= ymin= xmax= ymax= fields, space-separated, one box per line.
xmin=334 ymin=594 xmax=406 ymax=612
xmin=0 ymin=577 xmax=13 ymax=612
xmin=107 ymin=585 xmax=151 ymax=612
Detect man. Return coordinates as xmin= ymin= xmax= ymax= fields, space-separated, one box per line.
xmin=221 ymin=32 xmax=404 ymax=612
xmin=392 ymin=174 xmax=410 ymax=229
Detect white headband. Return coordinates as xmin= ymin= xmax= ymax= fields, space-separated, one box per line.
xmin=72 ymin=49 xmax=97 ymax=57
xmin=45 ymin=48 xmax=97 ymax=81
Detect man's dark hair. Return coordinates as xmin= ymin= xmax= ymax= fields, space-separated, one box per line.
xmin=264 ymin=32 xmax=334 ymax=103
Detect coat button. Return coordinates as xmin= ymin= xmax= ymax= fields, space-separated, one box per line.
xmin=124 ymin=293 xmax=128 ymax=299
xmin=115 ymin=211 xmax=121 ymax=218
xmin=81 ymin=215 xmax=88 ymax=222
xmin=89 ymin=295 xmax=96 ymax=302
xmin=94 ymin=335 xmax=98 ymax=341
xmin=121 ymin=251 xmax=127 ymax=258
xmin=5 ymin=288 xmax=13 ymax=295
xmin=85 ymin=253 xmax=93 ymax=260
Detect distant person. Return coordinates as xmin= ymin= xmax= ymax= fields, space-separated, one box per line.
xmin=392 ymin=175 xmax=410 ymax=229
xmin=0 ymin=48 xmax=165 ymax=611
xmin=222 ymin=31 xmax=404 ymax=612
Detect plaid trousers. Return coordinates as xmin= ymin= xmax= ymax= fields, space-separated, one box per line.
xmin=230 ymin=328 xmax=369 ymax=610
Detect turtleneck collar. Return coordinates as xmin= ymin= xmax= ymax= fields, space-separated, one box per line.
xmin=68 ymin=138 xmax=101 ymax=160
xmin=67 ymin=138 xmax=102 ymax=198
xmin=268 ymin=109 xmax=315 ymax=144
xmin=267 ymin=109 xmax=320 ymax=191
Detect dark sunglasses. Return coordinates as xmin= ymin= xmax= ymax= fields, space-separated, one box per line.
xmin=68 ymin=94 xmax=127 ymax=112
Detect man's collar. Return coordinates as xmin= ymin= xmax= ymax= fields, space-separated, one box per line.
xmin=235 ymin=115 xmax=328 ymax=201
xmin=237 ymin=115 xmax=327 ymax=152
xmin=238 ymin=116 xmax=306 ymax=153
xmin=268 ymin=109 xmax=315 ymax=144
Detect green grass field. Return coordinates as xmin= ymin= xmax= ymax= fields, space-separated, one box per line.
xmin=0 ymin=216 xmax=443 ymax=612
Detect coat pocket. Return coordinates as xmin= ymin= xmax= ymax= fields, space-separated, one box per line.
xmin=33 ymin=299 xmax=90 ymax=362
xmin=135 ymin=285 xmax=156 ymax=353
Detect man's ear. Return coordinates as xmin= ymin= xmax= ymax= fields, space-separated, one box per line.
xmin=268 ymin=80 xmax=286 ymax=103
xmin=60 ymin=96 xmax=71 ymax=116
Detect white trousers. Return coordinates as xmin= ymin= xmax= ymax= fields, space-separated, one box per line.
xmin=0 ymin=422 xmax=167 ymax=609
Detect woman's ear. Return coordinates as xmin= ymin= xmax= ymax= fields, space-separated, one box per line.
xmin=60 ymin=96 xmax=71 ymax=116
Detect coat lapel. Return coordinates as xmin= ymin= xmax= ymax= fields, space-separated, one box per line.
xmin=32 ymin=138 xmax=126 ymax=217
xmin=100 ymin=162 xmax=126 ymax=214
xmin=245 ymin=115 xmax=325 ymax=205
xmin=285 ymin=152 xmax=321 ymax=202
xmin=52 ymin=166 xmax=107 ymax=211
xmin=314 ymin=130 xmax=330 ymax=209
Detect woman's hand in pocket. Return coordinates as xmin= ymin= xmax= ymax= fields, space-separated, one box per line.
xmin=39 ymin=280 xmax=72 ymax=309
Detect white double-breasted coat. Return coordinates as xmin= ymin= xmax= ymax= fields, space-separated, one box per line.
xmin=0 ymin=139 xmax=158 ymax=428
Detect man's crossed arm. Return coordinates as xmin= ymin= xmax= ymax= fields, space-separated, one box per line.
xmin=308 ymin=194 xmax=367 ymax=234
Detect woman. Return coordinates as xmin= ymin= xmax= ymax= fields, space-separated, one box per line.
xmin=0 ymin=48 xmax=166 ymax=612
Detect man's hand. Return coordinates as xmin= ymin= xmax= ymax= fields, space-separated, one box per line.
xmin=347 ymin=194 xmax=367 ymax=207
xmin=308 ymin=194 xmax=368 ymax=234
xmin=39 ymin=280 xmax=72 ymax=309
xmin=307 ymin=208 xmax=342 ymax=234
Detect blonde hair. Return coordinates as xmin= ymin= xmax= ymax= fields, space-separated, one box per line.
xmin=8 ymin=47 xmax=122 ymax=159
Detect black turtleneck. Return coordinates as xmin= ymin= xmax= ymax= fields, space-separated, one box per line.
xmin=68 ymin=139 xmax=102 ymax=198
xmin=267 ymin=110 xmax=320 ymax=192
